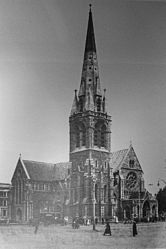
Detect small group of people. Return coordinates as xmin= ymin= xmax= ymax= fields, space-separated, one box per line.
xmin=33 ymin=216 xmax=138 ymax=237
xmin=72 ymin=218 xmax=80 ymax=229
xmin=103 ymin=219 xmax=138 ymax=237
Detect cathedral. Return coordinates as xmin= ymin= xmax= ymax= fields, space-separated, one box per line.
xmin=68 ymin=6 xmax=157 ymax=222
xmin=9 ymin=6 xmax=158 ymax=223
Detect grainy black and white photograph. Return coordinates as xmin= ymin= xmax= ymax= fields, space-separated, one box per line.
xmin=0 ymin=0 xmax=166 ymax=248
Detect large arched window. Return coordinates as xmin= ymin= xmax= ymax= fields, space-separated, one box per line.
xmin=95 ymin=184 xmax=98 ymax=202
xmin=18 ymin=180 xmax=22 ymax=204
xmin=79 ymin=97 xmax=84 ymax=112
xmin=75 ymin=123 xmax=86 ymax=148
xmin=80 ymin=124 xmax=86 ymax=146
xmin=76 ymin=126 xmax=80 ymax=148
xmin=104 ymin=185 xmax=107 ymax=203
xmin=101 ymin=125 xmax=106 ymax=147
xmin=96 ymin=98 xmax=101 ymax=112
xmin=16 ymin=179 xmax=22 ymax=204
xmin=94 ymin=122 xmax=107 ymax=148
xmin=94 ymin=123 xmax=99 ymax=146
xmin=16 ymin=181 xmax=18 ymax=204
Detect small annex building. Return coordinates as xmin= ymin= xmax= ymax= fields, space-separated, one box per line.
xmin=111 ymin=144 xmax=158 ymax=221
xmin=0 ymin=183 xmax=11 ymax=223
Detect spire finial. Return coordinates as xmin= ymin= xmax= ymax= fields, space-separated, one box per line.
xmin=103 ymin=88 xmax=106 ymax=97
xmin=74 ymin=89 xmax=78 ymax=99
xmin=19 ymin=153 xmax=22 ymax=159
xmin=89 ymin=4 xmax=92 ymax=11
xmin=129 ymin=140 xmax=132 ymax=147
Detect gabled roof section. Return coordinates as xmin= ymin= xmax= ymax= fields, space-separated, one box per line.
xmin=20 ymin=160 xmax=71 ymax=182
xmin=11 ymin=157 xmax=30 ymax=182
xmin=111 ymin=149 xmax=128 ymax=172
xmin=53 ymin=162 xmax=71 ymax=181
xmin=23 ymin=160 xmax=55 ymax=181
xmin=111 ymin=145 xmax=143 ymax=173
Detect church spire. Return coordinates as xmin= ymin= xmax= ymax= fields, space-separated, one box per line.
xmin=70 ymin=5 xmax=106 ymax=115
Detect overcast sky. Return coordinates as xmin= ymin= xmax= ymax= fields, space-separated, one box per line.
xmin=0 ymin=0 xmax=166 ymax=194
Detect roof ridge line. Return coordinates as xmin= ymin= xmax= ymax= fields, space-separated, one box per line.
xmin=23 ymin=159 xmax=55 ymax=165
xmin=111 ymin=148 xmax=128 ymax=154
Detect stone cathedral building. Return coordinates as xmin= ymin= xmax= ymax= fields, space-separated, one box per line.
xmin=68 ymin=6 xmax=158 ymax=222
xmin=9 ymin=6 xmax=158 ymax=223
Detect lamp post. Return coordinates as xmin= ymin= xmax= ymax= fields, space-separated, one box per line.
xmin=138 ymin=187 xmax=141 ymax=222
xmin=91 ymin=168 xmax=97 ymax=231
xmin=92 ymin=179 xmax=96 ymax=230
xmin=138 ymin=177 xmax=142 ymax=222
xmin=84 ymin=159 xmax=97 ymax=231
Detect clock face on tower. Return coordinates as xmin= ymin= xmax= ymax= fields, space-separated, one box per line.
xmin=126 ymin=172 xmax=137 ymax=190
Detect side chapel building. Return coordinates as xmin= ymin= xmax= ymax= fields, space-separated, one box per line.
xmin=9 ymin=6 xmax=158 ymax=223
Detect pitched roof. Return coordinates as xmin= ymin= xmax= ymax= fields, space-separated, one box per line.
xmin=23 ymin=160 xmax=55 ymax=181
xmin=110 ymin=149 xmax=128 ymax=172
xmin=53 ymin=162 xmax=71 ymax=181
xmin=22 ymin=160 xmax=71 ymax=182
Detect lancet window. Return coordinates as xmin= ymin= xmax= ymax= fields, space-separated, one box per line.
xmin=75 ymin=123 xmax=86 ymax=148
xmin=94 ymin=122 xmax=106 ymax=148
xmin=104 ymin=185 xmax=107 ymax=203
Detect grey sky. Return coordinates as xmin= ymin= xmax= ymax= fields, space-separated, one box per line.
xmin=0 ymin=0 xmax=166 ymax=194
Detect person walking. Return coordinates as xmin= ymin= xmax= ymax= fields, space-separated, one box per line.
xmin=132 ymin=219 xmax=137 ymax=237
xmin=103 ymin=222 xmax=111 ymax=236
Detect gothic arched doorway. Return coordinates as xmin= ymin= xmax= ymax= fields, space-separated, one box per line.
xmin=55 ymin=205 xmax=62 ymax=218
xmin=143 ymin=201 xmax=150 ymax=218
xmin=152 ymin=205 xmax=156 ymax=220
xmin=124 ymin=205 xmax=131 ymax=219
xmin=16 ymin=208 xmax=22 ymax=222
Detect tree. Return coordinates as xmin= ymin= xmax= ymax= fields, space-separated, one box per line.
xmin=156 ymin=186 xmax=166 ymax=214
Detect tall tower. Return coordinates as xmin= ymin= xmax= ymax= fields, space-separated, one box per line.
xmin=69 ymin=6 xmax=112 ymax=220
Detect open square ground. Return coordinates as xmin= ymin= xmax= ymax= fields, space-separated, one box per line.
xmin=0 ymin=222 xmax=166 ymax=249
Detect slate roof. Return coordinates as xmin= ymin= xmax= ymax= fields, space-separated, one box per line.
xmin=53 ymin=162 xmax=71 ymax=181
xmin=110 ymin=149 xmax=128 ymax=172
xmin=23 ymin=160 xmax=55 ymax=181
xmin=22 ymin=160 xmax=71 ymax=182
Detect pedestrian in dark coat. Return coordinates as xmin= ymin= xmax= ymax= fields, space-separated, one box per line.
xmin=103 ymin=222 xmax=111 ymax=236
xmin=132 ymin=220 xmax=137 ymax=237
